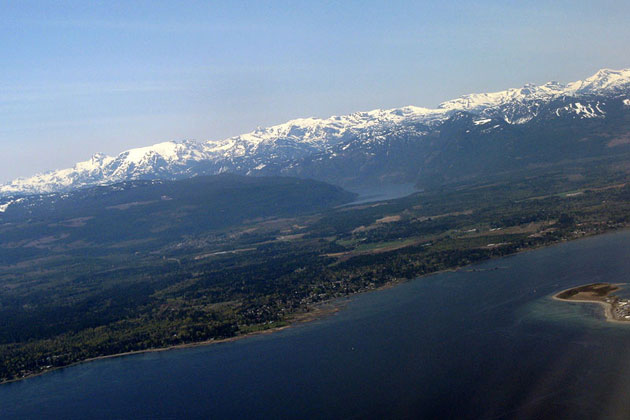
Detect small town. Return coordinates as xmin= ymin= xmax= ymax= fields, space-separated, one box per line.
xmin=610 ymin=297 xmax=630 ymax=321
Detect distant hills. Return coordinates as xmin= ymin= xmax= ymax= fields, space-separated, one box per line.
xmin=2 ymin=68 xmax=630 ymax=199
xmin=0 ymin=174 xmax=356 ymax=265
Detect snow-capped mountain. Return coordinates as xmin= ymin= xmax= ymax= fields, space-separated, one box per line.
xmin=2 ymin=68 xmax=630 ymax=198
xmin=437 ymin=68 xmax=630 ymax=124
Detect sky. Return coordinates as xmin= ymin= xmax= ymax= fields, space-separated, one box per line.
xmin=1 ymin=0 xmax=630 ymax=182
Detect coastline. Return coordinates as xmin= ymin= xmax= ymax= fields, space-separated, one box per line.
xmin=552 ymin=294 xmax=617 ymax=322
xmin=552 ymin=283 xmax=630 ymax=324
xmin=3 ymin=228 xmax=628 ymax=386
xmin=0 ymin=300 xmax=347 ymax=386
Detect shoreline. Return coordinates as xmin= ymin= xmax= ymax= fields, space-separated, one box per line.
xmin=552 ymin=283 xmax=630 ymax=324
xmin=0 ymin=300 xmax=347 ymax=386
xmin=551 ymin=294 xmax=618 ymax=322
xmin=2 ymin=228 xmax=628 ymax=386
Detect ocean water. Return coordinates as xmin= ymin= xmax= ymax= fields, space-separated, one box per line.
xmin=4 ymin=231 xmax=630 ymax=419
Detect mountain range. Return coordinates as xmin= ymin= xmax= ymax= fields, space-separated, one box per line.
xmin=2 ymin=67 xmax=630 ymax=200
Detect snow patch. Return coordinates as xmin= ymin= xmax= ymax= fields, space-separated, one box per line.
xmin=0 ymin=198 xmax=24 ymax=212
xmin=562 ymin=102 xmax=603 ymax=119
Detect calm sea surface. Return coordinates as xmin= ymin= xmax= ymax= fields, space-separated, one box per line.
xmin=4 ymin=231 xmax=630 ymax=419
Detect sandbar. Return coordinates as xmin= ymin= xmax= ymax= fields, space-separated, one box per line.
xmin=553 ymin=283 xmax=630 ymax=323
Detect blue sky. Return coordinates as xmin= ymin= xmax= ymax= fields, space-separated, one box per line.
xmin=1 ymin=0 xmax=630 ymax=181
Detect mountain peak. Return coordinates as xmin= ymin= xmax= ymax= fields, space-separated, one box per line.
xmin=567 ymin=68 xmax=630 ymax=94
xmin=2 ymin=67 xmax=630 ymax=197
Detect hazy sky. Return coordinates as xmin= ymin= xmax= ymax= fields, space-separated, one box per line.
xmin=1 ymin=0 xmax=630 ymax=182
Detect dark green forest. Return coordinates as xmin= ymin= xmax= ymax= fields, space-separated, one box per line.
xmin=3 ymin=165 xmax=630 ymax=383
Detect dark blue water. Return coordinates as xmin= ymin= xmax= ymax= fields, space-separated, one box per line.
xmin=4 ymin=231 xmax=630 ymax=419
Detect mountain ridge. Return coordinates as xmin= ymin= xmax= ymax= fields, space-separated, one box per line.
xmin=3 ymin=68 xmax=630 ymax=198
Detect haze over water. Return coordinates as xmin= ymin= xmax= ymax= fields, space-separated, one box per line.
xmin=4 ymin=230 xmax=630 ymax=419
